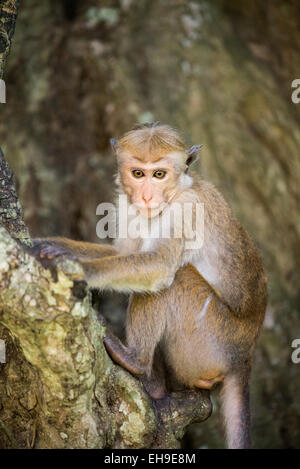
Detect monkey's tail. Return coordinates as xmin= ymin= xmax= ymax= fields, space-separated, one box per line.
xmin=220 ymin=372 xmax=251 ymax=449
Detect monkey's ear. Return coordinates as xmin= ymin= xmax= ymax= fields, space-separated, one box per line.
xmin=185 ymin=145 xmax=203 ymax=173
xmin=110 ymin=138 xmax=119 ymax=154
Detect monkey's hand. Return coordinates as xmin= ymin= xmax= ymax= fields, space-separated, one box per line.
xmin=25 ymin=240 xmax=84 ymax=281
xmin=25 ymin=240 xmax=75 ymax=262
xmin=39 ymin=241 xmax=70 ymax=259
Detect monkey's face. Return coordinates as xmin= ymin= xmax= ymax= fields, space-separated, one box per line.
xmin=119 ymin=153 xmax=183 ymax=219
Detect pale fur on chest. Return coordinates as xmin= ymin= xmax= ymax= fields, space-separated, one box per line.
xmin=114 ymin=205 xmax=169 ymax=254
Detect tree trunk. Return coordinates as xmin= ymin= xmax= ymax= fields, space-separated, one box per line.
xmin=0 ymin=0 xmax=20 ymax=79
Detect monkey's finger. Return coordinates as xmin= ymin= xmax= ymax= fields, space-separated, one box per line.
xmin=40 ymin=244 xmax=70 ymax=259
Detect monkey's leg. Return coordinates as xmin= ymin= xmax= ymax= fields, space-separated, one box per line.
xmin=139 ymin=348 xmax=167 ymax=399
xmin=126 ymin=294 xmax=168 ymax=399
xmin=105 ymin=292 xmax=168 ymax=398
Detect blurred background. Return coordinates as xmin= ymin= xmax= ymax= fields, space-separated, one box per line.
xmin=1 ymin=0 xmax=299 ymax=448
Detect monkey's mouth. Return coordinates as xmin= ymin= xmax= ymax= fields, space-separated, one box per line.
xmin=135 ymin=203 xmax=167 ymax=219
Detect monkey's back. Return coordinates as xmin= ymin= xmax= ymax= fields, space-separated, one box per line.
xmin=183 ymin=177 xmax=268 ymax=320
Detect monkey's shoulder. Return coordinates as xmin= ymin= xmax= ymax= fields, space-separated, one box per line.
xmin=183 ymin=176 xmax=265 ymax=267
xmin=189 ymin=176 xmax=231 ymax=208
xmin=174 ymin=176 xmax=233 ymax=225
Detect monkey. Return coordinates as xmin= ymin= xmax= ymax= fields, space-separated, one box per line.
xmin=30 ymin=122 xmax=267 ymax=449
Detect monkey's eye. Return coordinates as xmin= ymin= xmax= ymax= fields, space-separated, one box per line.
xmin=153 ymin=170 xmax=166 ymax=179
xmin=132 ymin=169 xmax=145 ymax=178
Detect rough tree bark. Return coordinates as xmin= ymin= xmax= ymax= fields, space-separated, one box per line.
xmin=0 ymin=147 xmax=31 ymax=246
xmin=0 ymin=4 xmax=211 ymax=449
xmin=0 ymin=0 xmax=20 ymax=79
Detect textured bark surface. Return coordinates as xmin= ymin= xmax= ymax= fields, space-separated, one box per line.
xmin=0 ymin=0 xmax=300 ymax=448
xmin=0 ymin=0 xmax=20 ymax=78
xmin=0 ymin=147 xmax=31 ymax=245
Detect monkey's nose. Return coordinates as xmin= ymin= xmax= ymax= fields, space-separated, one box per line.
xmin=142 ymin=192 xmax=153 ymax=203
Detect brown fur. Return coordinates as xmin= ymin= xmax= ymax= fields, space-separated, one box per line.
xmin=126 ymin=264 xmax=264 ymax=448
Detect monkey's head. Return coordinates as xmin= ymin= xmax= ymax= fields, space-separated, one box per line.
xmin=111 ymin=123 xmax=202 ymax=218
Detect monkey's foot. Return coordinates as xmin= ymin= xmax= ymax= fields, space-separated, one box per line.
xmin=103 ymin=330 xmax=145 ymax=376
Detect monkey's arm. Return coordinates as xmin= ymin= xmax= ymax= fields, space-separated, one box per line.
xmin=81 ymin=239 xmax=184 ymax=293
xmin=34 ymin=237 xmax=118 ymax=260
